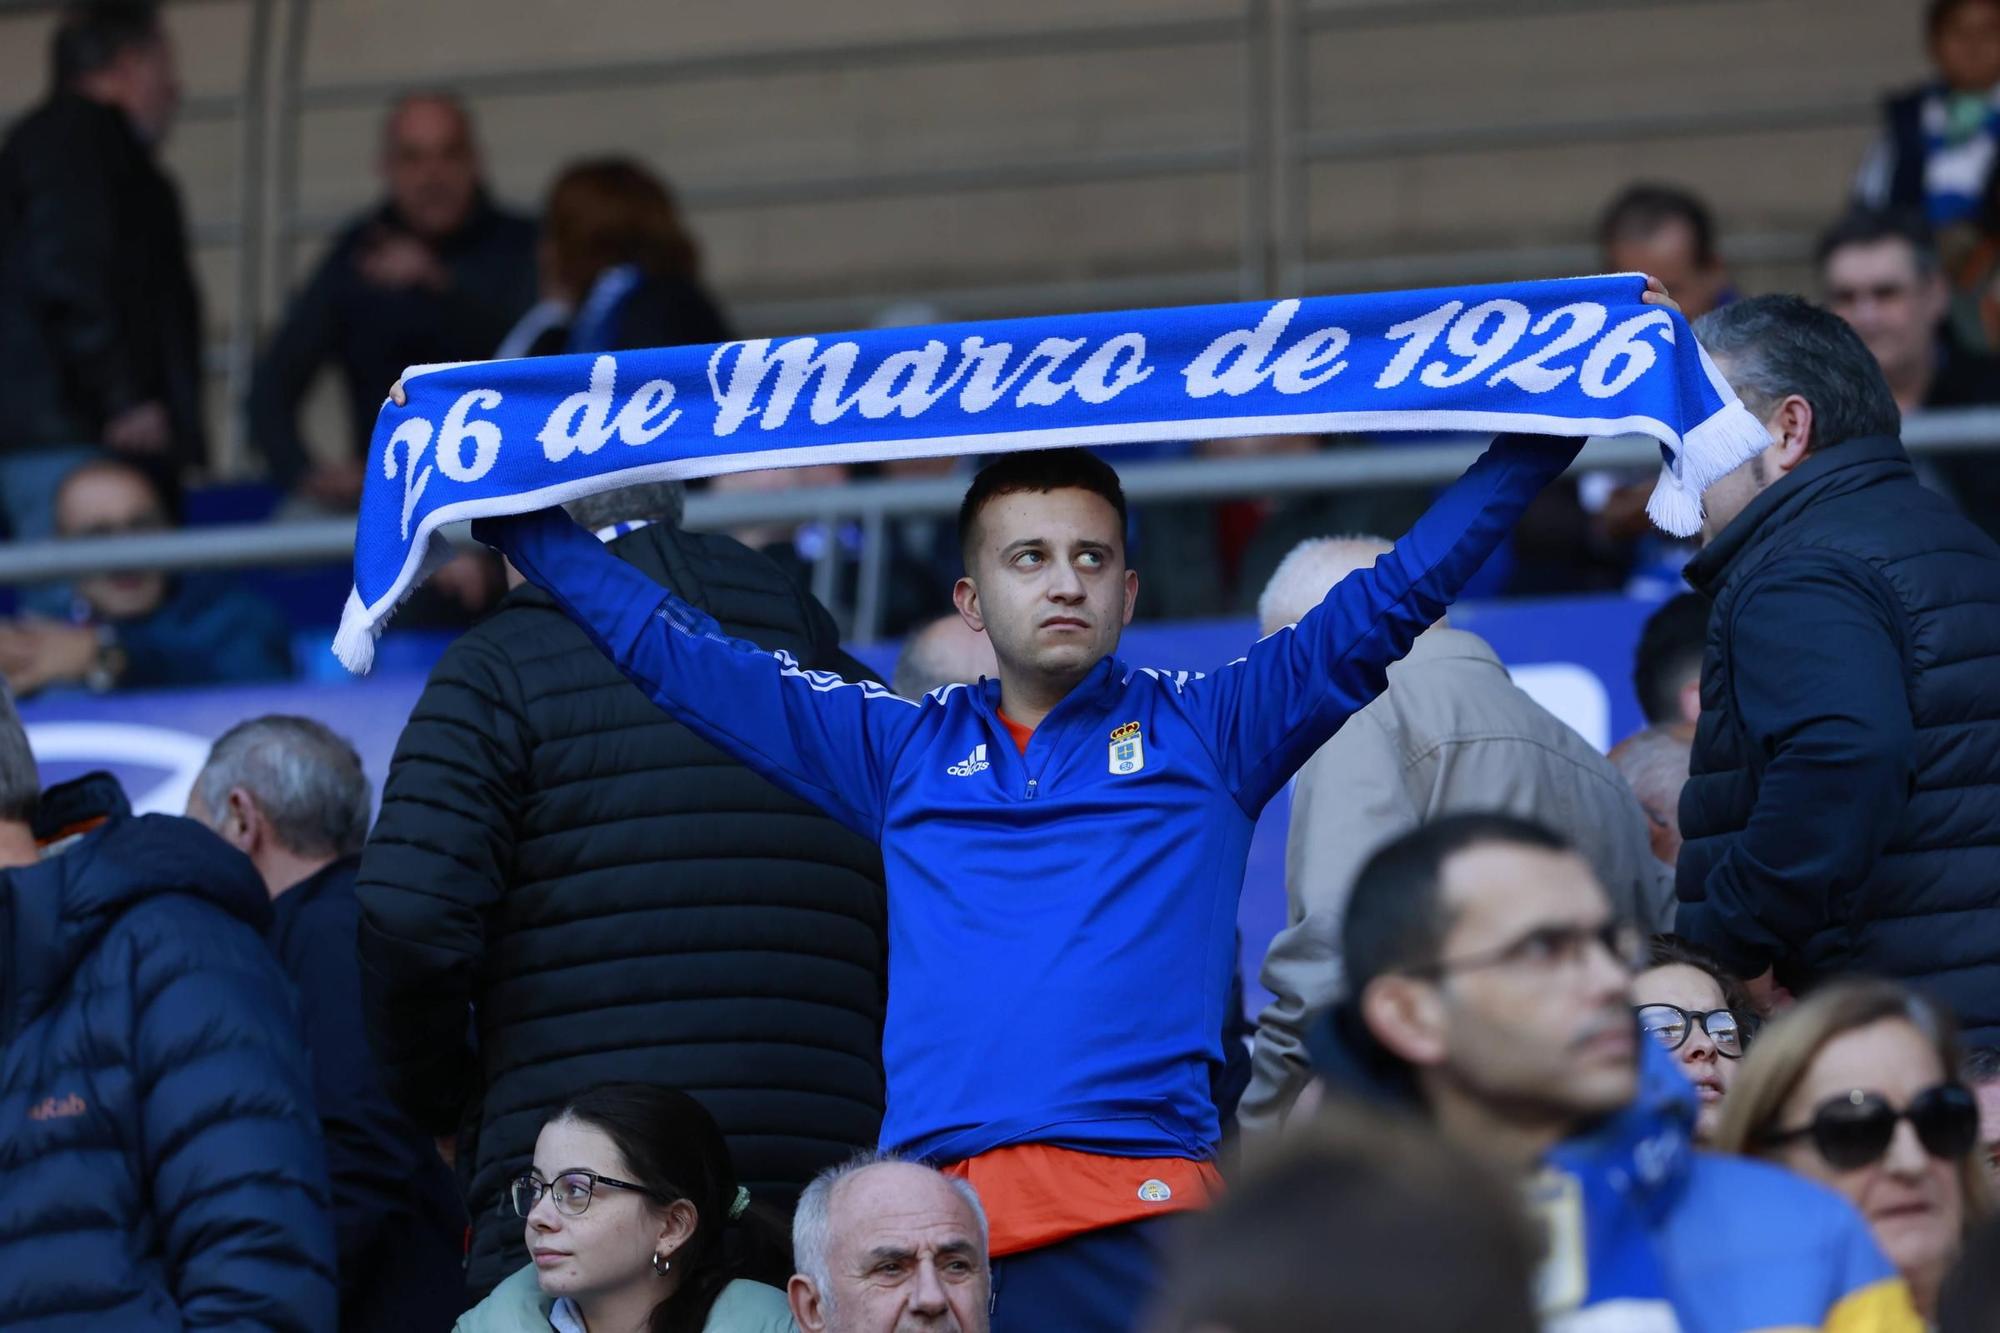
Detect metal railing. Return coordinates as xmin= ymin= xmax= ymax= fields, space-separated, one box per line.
xmin=4 ymin=410 xmax=1996 ymax=643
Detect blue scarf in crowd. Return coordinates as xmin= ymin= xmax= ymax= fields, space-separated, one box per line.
xmin=334 ymin=273 xmax=1765 ymax=672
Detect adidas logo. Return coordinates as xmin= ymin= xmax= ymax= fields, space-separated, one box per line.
xmin=946 ymin=743 xmax=990 ymax=777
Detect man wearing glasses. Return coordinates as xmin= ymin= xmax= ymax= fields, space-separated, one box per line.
xmin=1306 ymin=813 xmax=1924 ymax=1332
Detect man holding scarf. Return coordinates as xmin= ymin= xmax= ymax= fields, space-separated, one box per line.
xmin=479 ymin=412 xmax=1581 ymax=1329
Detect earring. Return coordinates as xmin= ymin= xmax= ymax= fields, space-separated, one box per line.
xmin=653 ymin=1251 xmax=672 ymax=1277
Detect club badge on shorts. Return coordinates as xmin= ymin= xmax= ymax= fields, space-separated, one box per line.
xmin=1109 ymin=721 xmax=1145 ymax=775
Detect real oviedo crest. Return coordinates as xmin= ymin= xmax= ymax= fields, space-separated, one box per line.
xmin=1108 ymin=721 xmax=1145 ymax=776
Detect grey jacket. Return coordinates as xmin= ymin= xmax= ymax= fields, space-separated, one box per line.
xmin=1241 ymin=627 xmax=1670 ymax=1133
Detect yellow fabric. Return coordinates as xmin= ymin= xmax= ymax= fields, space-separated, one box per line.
xmin=1816 ymin=1276 xmax=1926 ymax=1333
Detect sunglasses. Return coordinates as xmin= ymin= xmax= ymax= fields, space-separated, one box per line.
xmin=1759 ymin=1083 xmax=1979 ymax=1172
xmin=1635 ymin=1003 xmax=1748 ymax=1059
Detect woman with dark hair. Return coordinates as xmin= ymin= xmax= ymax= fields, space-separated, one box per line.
xmin=497 ymin=157 xmax=732 ymax=359
xmin=1631 ymin=934 xmax=1756 ymax=1143
xmin=456 ymin=1084 xmax=793 ymax=1333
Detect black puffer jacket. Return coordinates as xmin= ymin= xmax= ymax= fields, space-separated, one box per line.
xmin=356 ymin=522 xmax=888 ymax=1298
xmin=1676 ymin=436 xmax=2000 ymax=1042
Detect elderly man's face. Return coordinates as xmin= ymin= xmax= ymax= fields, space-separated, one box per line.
xmin=383 ymin=97 xmax=480 ymax=239
xmin=794 ymin=1163 xmax=990 ymax=1333
xmin=58 ymin=466 xmax=169 ymax=621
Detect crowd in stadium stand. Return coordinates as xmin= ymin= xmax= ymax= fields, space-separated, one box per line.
xmin=5 ymin=2 xmax=2000 ymax=1332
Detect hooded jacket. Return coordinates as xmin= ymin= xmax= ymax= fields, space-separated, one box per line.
xmin=1310 ymin=1010 xmax=1920 ymax=1333
xmin=0 ymin=799 xmax=336 ymax=1331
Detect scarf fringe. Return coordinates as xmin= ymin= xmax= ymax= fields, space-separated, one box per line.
xmin=333 ymin=533 xmax=455 ymax=674
xmin=1645 ymin=401 xmax=1769 ymax=538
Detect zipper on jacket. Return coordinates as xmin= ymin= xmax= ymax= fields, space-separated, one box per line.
xmin=1024 ymin=776 xmax=1038 ymax=800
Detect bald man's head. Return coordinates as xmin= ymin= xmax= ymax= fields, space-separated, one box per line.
xmin=893 ymin=614 xmax=1000 ymax=699
xmin=381 ymin=91 xmax=481 ymax=239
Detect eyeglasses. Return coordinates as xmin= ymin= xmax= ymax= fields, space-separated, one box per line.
xmin=1407 ymin=920 xmax=1641 ymax=980
xmin=1635 ymin=1003 xmax=1748 ymax=1059
xmin=1759 ymin=1083 xmax=1979 ymax=1172
xmin=510 ymin=1169 xmax=659 ymax=1218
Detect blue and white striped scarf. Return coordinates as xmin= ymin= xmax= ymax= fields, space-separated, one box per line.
xmin=334 ymin=273 xmax=1766 ymax=672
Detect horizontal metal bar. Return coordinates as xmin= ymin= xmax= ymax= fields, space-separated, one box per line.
xmin=1301 ymin=0 xmax=1736 ymax=32
xmin=1300 ymin=97 xmax=1873 ymax=164
xmin=6 ymin=416 xmax=1998 ymax=585
xmin=291 ymin=16 xmax=1246 ymax=113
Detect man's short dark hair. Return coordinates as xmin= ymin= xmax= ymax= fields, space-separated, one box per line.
xmin=1597 ymin=182 xmax=1718 ymax=267
xmin=1692 ymin=294 xmax=1903 ymax=452
xmin=52 ymin=1 xmax=161 ymax=88
xmin=956 ymin=448 xmax=1129 ymax=568
xmin=1149 ymin=1106 xmax=1540 ymax=1333
xmin=1633 ymin=592 xmax=1709 ymax=727
xmin=1341 ymin=813 xmax=1570 ymax=997
xmin=1814 ymin=208 xmax=1940 ymax=278
xmin=1930 ymin=0 xmax=2000 ymax=40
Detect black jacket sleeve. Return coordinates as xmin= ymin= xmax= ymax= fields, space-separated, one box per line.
xmin=355 ymin=632 xmax=533 ymax=1134
xmin=284 ymin=891 xmax=437 ymax=1290
xmin=1679 ymin=552 xmax=1917 ymax=976
xmin=15 ymin=109 xmax=141 ymax=421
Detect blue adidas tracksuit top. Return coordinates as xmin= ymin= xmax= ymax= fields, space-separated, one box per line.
xmin=487 ymin=433 xmax=1579 ymax=1164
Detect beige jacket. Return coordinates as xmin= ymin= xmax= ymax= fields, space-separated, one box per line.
xmin=1240 ymin=627 xmax=1671 ymax=1135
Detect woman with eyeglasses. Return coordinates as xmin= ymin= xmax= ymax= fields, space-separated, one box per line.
xmin=1713 ymin=980 xmax=1992 ymax=1324
xmin=455 ymin=1083 xmax=793 ymax=1333
xmin=1631 ymin=935 xmax=1755 ymax=1142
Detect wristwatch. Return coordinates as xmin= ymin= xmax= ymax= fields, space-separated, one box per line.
xmin=83 ymin=624 xmax=126 ymax=694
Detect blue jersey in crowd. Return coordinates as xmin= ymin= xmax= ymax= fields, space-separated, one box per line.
xmin=487 ymin=434 xmax=1577 ymax=1163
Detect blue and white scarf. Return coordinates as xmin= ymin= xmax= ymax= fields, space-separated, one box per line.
xmin=334 ymin=273 xmax=1766 ymax=673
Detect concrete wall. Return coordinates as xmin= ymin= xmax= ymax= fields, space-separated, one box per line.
xmin=0 ymin=0 xmax=1929 ymax=473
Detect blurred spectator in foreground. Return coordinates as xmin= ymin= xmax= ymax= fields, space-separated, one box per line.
xmin=358 ymin=479 xmax=888 ymax=1299
xmin=496 ymin=156 xmax=731 ymax=358
xmin=1964 ymin=1046 xmax=2000 ymax=1188
xmin=0 ymin=0 xmax=201 ymax=546
xmin=1598 ymin=183 xmax=1735 ymax=321
xmin=789 ymin=1155 xmax=990 ymax=1333
xmin=1680 ymin=296 xmax=2000 ymax=1040
xmin=249 ymin=91 xmax=536 ymax=506
xmin=189 ymin=717 xmax=465 ymax=1333
xmin=1609 ymin=723 xmax=1691 ymax=874
xmin=0 ymin=691 xmax=337 ymax=1329
xmin=1631 ymin=591 xmax=1708 ymax=738
xmin=1940 ymin=1214 xmax=2000 ymax=1333
xmin=0 ymin=460 xmax=290 ymax=696
xmin=1240 ymin=538 xmax=1666 ymax=1135
xmin=1820 ymin=209 xmax=2000 ymax=539
xmin=1309 ymin=814 xmax=1923 ymax=1330
xmin=459 ymin=1084 xmax=793 ymax=1333
xmin=1856 ymin=0 xmax=2000 ymax=251
xmin=1715 ymin=979 xmax=1990 ymax=1324
xmin=893 ymin=611 xmax=999 ymax=699
xmin=1145 ymin=1109 xmax=1539 ymax=1333
xmin=1631 ymin=934 xmax=1754 ymax=1143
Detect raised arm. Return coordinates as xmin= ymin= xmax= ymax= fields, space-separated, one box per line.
xmin=479 ymin=507 xmax=922 ymax=836
xmin=1176 ymin=432 xmax=1585 ymax=813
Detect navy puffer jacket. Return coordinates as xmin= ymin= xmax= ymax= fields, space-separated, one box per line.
xmin=0 ymin=811 xmax=337 ymax=1331
xmin=1677 ymin=436 xmax=2000 ymax=1042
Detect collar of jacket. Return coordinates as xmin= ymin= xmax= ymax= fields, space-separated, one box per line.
xmin=1306 ymin=998 xmax=1696 ymax=1219
xmin=1682 ymin=435 xmax=1912 ymax=597
xmin=375 ymin=188 xmax=506 ymax=254
xmin=964 ymin=652 xmax=1128 ymax=731
xmin=1398 ymin=625 xmax=1503 ymax=669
